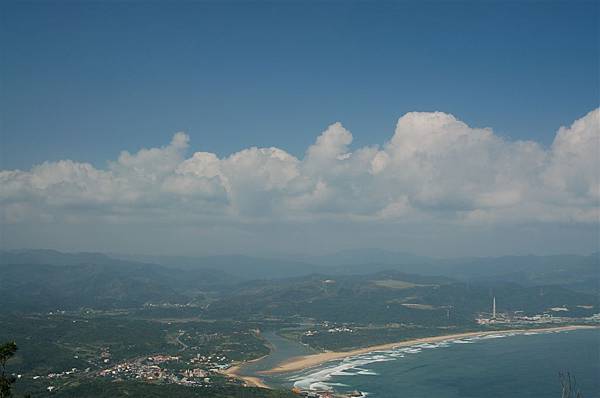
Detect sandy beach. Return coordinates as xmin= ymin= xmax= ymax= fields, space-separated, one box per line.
xmin=222 ymin=357 xmax=272 ymax=389
xmin=261 ymin=325 xmax=596 ymax=375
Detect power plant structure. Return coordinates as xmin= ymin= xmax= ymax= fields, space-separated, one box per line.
xmin=492 ymin=296 xmax=496 ymax=319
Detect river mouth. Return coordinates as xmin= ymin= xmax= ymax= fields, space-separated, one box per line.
xmin=235 ymin=330 xmax=316 ymax=388
xmin=237 ymin=327 xmax=600 ymax=397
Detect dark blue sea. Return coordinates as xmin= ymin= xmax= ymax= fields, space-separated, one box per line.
xmin=253 ymin=329 xmax=599 ymax=398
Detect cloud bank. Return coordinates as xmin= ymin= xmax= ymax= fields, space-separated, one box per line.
xmin=1 ymin=109 xmax=598 ymax=254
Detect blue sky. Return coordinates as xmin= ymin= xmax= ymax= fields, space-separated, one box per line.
xmin=1 ymin=1 xmax=598 ymax=170
xmin=0 ymin=1 xmax=598 ymax=256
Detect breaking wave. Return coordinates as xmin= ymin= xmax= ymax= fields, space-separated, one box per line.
xmin=289 ymin=330 xmax=553 ymax=394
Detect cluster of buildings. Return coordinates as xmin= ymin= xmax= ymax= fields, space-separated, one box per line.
xmin=292 ymin=387 xmax=365 ymax=398
xmin=143 ymin=302 xmax=203 ymax=309
xmin=98 ymin=355 xmax=179 ymax=381
xmin=97 ymin=354 xmax=216 ymax=387
xmin=181 ymin=368 xmax=208 ymax=379
xmin=46 ymin=368 xmax=80 ymax=379
xmin=304 ymin=325 xmax=355 ymax=337
xmin=189 ymin=353 xmax=228 ymax=367
xmin=475 ymin=297 xmax=599 ymax=326
xmin=29 ymin=367 xmax=91 ymax=394
xmin=31 ymin=367 xmax=89 ymax=381
xmin=326 ymin=326 xmax=354 ymax=333
xmin=94 ymin=351 xmax=239 ymax=389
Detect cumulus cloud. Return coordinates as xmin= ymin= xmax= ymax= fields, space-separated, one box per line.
xmin=1 ymin=109 xmax=598 ymax=229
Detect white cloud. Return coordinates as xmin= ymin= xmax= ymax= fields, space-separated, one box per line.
xmin=544 ymin=108 xmax=600 ymax=203
xmin=1 ymin=109 xmax=598 ymax=231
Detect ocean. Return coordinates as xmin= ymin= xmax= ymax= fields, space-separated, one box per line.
xmin=247 ymin=328 xmax=600 ymax=398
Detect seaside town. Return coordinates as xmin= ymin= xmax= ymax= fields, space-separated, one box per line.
xmin=26 ymin=352 xmax=228 ymax=394
xmin=3 ymin=253 xmax=599 ymax=398
xmin=25 ymin=344 xmax=372 ymax=397
xmin=2 ymin=1 xmax=599 ymax=397
xmin=18 ymin=295 xmax=598 ymax=398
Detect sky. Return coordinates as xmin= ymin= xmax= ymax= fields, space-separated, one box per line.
xmin=0 ymin=1 xmax=598 ymax=257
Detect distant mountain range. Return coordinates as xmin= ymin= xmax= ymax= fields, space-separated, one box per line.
xmin=111 ymin=253 xmax=323 ymax=279
xmin=295 ymin=248 xmax=434 ymax=267
xmin=1 ymin=249 xmax=597 ymax=312
xmin=0 ymin=249 xmax=124 ymax=267
xmin=205 ymin=269 xmax=599 ymax=324
xmin=3 ymin=249 xmax=598 ymax=287
xmin=0 ymin=250 xmax=236 ymax=311
xmin=308 ymin=250 xmax=600 ymax=294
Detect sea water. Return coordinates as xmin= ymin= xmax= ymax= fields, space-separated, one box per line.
xmin=264 ymin=329 xmax=599 ymax=398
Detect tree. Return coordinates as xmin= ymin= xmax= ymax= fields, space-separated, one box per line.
xmin=0 ymin=342 xmax=17 ymax=398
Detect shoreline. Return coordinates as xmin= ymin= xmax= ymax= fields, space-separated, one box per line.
xmin=261 ymin=325 xmax=597 ymax=375
xmin=222 ymin=355 xmax=272 ymax=389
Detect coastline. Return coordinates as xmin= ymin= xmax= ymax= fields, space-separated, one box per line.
xmin=261 ymin=325 xmax=597 ymax=375
xmin=222 ymin=355 xmax=272 ymax=389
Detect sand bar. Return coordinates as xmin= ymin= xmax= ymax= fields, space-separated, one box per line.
xmin=261 ymin=325 xmax=597 ymax=375
xmin=222 ymin=356 xmax=272 ymax=389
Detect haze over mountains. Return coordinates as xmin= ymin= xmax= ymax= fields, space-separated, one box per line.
xmin=2 ymin=248 xmax=598 ymax=398
xmin=94 ymin=248 xmax=600 ymax=292
xmin=1 ymin=249 xmax=598 ymax=313
xmin=3 ymin=248 xmax=598 ymax=281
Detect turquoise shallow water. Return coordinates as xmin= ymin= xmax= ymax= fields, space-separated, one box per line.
xmin=258 ymin=328 xmax=600 ymax=398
